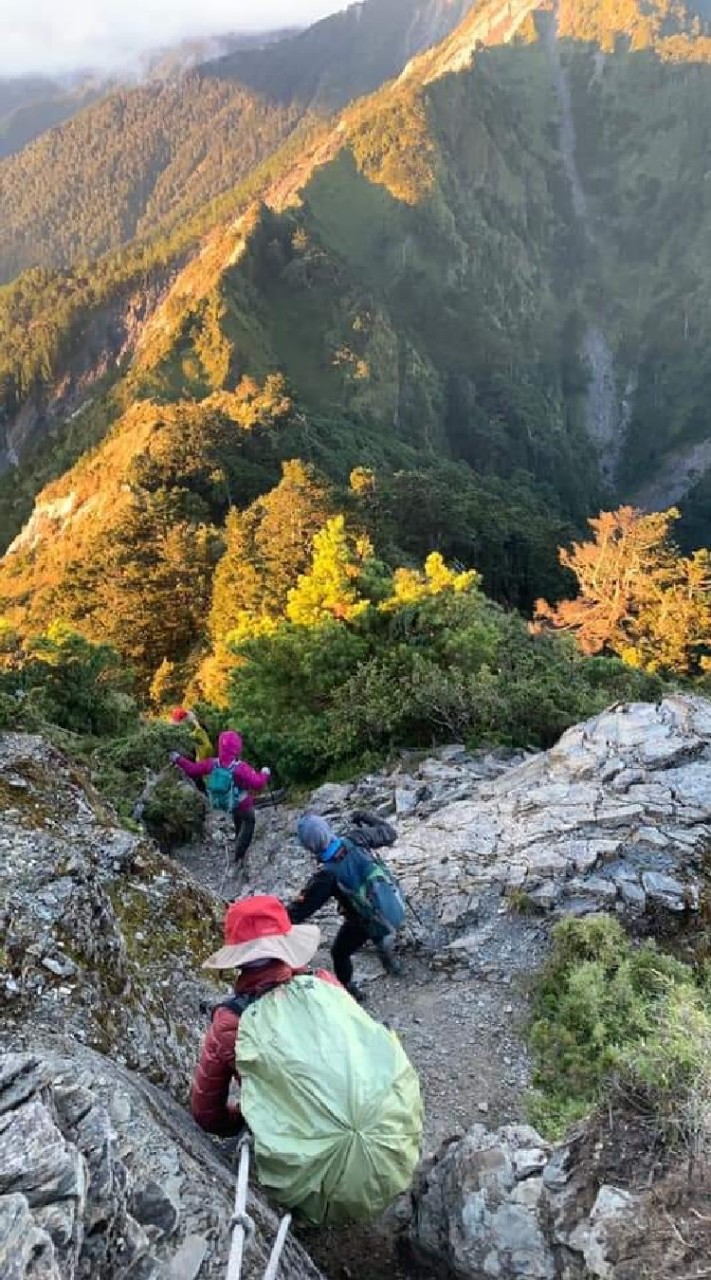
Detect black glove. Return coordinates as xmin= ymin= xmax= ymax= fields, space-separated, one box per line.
xmin=350 ymin=809 xmax=374 ymax=825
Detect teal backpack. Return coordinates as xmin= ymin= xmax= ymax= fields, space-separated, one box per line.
xmin=205 ymin=764 xmax=247 ymax=813
xmin=331 ymin=840 xmax=406 ymax=941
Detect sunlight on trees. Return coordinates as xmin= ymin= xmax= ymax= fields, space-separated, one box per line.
xmin=535 ymin=507 xmax=711 ymax=675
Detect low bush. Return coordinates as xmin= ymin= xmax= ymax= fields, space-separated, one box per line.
xmin=528 ymin=915 xmax=711 ymax=1156
xmin=141 ymin=771 xmax=206 ymax=853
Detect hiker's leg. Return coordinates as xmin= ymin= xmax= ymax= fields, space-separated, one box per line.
xmin=233 ymin=808 xmax=256 ymax=862
xmin=331 ymin=919 xmax=369 ymax=987
xmin=376 ymin=932 xmax=403 ymax=976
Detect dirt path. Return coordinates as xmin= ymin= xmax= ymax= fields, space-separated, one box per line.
xmin=175 ymin=805 xmax=542 ymax=1279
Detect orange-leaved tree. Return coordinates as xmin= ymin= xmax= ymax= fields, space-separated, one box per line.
xmin=535 ymin=506 xmax=711 ymax=675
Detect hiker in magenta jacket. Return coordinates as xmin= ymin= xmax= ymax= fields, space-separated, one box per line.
xmin=171 ymin=730 xmax=270 ymax=862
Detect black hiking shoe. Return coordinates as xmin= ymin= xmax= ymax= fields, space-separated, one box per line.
xmin=376 ymin=941 xmax=403 ymax=977
xmin=345 ymin=982 xmax=366 ymax=1004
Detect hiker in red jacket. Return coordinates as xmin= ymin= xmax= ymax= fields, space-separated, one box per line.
xmin=171 ymin=730 xmax=270 ymax=862
xmin=191 ymin=896 xmax=337 ymax=1136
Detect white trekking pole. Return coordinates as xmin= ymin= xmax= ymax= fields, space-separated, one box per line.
xmin=226 ymin=1138 xmax=254 ymax=1280
xmin=263 ymin=1214 xmax=292 ymax=1280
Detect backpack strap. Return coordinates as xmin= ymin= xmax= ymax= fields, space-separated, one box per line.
xmin=212 ymin=980 xmax=283 ymax=1021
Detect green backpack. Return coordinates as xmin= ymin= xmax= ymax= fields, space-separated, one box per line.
xmin=234 ymin=974 xmax=423 ymax=1224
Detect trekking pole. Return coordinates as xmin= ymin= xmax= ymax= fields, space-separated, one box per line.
xmin=262 ymin=1214 xmax=292 ymax=1280
xmin=226 ymin=1139 xmax=255 ymax=1280
xmin=254 ymin=787 xmax=287 ymax=810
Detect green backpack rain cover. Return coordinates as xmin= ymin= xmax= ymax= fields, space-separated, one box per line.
xmin=235 ymin=974 xmax=423 ymax=1224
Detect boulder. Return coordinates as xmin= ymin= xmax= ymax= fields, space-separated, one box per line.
xmin=411 ymin=1123 xmax=556 ymax=1279
xmin=567 ymin=1186 xmax=638 ymax=1279
xmin=0 ymin=1051 xmax=323 ymax=1280
xmin=411 ymin=1122 xmax=645 ymax=1280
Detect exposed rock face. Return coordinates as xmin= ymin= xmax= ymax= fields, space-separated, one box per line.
xmin=411 ymin=1122 xmax=644 ymax=1279
xmin=0 ymin=280 xmax=171 ymax=483
xmin=0 ymin=1051 xmax=323 ymax=1280
xmin=242 ymin=696 xmax=711 ymax=948
xmin=0 ymin=733 xmax=223 ymax=1092
xmin=0 ymin=733 xmax=324 ymax=1278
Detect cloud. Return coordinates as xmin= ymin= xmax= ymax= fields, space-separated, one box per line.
xmin=1 ymin=0 xmax=348 ymax=77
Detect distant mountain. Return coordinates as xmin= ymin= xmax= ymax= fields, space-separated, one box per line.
xmin=0 ymin=74 xmax=107 ymax=160
xmin=0 ymin=32 xmax=298 ymax=163
xmin=209 ymin=0 xmax=475 ymax=106
xmin=0 ymin=0 xmax=475 ymax=283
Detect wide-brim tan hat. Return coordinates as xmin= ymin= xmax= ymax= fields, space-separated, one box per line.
xmin=203 ymin=922 xmax=321 ymax=970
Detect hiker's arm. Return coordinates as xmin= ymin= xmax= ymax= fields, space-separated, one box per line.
xmin=288 ymin=869 xmax=336 ymax=923
xmin=234 ymin=761 xmax=271 ymax=792
xmin=173 ymin=756 xmax=213 ymax=779
xmin=190 ymin=1009 xmax=243 ymax=1137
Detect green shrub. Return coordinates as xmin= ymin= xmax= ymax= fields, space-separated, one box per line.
xmin=142 ymin=772 xmax=206 ymax=853
xmin=90 ymin=720 xmax=195 ymax=819
xmin=528 ymin=915 xmax=711 ymax=1147
xmin=0 ymin=624 xmax=137 ymax=737
xmin=227 ymin=588 xmax=666 ymax=785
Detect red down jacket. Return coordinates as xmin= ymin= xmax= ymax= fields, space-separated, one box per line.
xmin=191 ymin=960 xmax=340 ymax=1135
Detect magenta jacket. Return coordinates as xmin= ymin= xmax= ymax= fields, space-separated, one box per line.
xmin=174 ymin=730 xmax=269 ymax=814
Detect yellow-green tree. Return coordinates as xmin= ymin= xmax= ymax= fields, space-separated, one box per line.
xmin=535 ymin=506 xmax=711 ymax=674
xmin=209 ymin=459 xmax=333 ymax=643
xmin=385 ymin=552 xmax=480 ymax=608
xmin=287 ymin=515 xmax=370 ymax=626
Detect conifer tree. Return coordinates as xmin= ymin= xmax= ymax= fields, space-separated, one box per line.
xmin=286 ymin=515 xmax=370 ymax=626
xmin=209 ymin=460 xmax=333 ymax=642
xmin=536 ymin=506 xmax=711 ymax=674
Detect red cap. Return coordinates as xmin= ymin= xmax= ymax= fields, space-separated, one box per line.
xmin=171 ymin=707 xmax=188 ymax=723
xmin=224 ymin=895 xmax=291 ymax=945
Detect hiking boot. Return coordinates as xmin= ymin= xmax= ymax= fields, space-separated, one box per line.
xmin=345 ymin=982 xmax=366 ymax=1004
xmin=376 ymin=939 xmax=403 ymax=976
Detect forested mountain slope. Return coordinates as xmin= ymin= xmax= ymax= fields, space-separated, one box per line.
xmin=211 ymin=0 xmax=474 ymax=106
xmin=0 ymin=30 xmax=298 ymax=163
xmin=0 ymin=0 xmax=587 ymax=684
xmin=0 ymin=78 xmax=303 ymax=280
xmin=2 ymin=0 xmax=711 ymax=694
xmin=0 ymin=0 xmax=475 ymax=283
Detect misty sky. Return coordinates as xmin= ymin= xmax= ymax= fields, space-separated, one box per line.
xmin=1 ymin=1 xmax=349 ymax=77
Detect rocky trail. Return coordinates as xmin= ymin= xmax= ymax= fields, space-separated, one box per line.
xmin=173 ymin=751 xmax=541 ymax=1279
xmin=174 ymin=753 xmax=540 ymax=1157
xmin=3 ymin=695 xmax=711 ymax=1278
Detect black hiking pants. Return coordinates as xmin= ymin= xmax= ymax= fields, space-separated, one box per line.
xmin=331 ymin=918 xmax=370 ymax=986
xmin=233 ymin=808 xmax=256 ymax=863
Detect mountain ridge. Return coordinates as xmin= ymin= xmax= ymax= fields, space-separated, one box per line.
xmin=2 ymin=0 xmax=711 ymax=683
xmin=0 ymin=0 xmax=478 ymax=284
